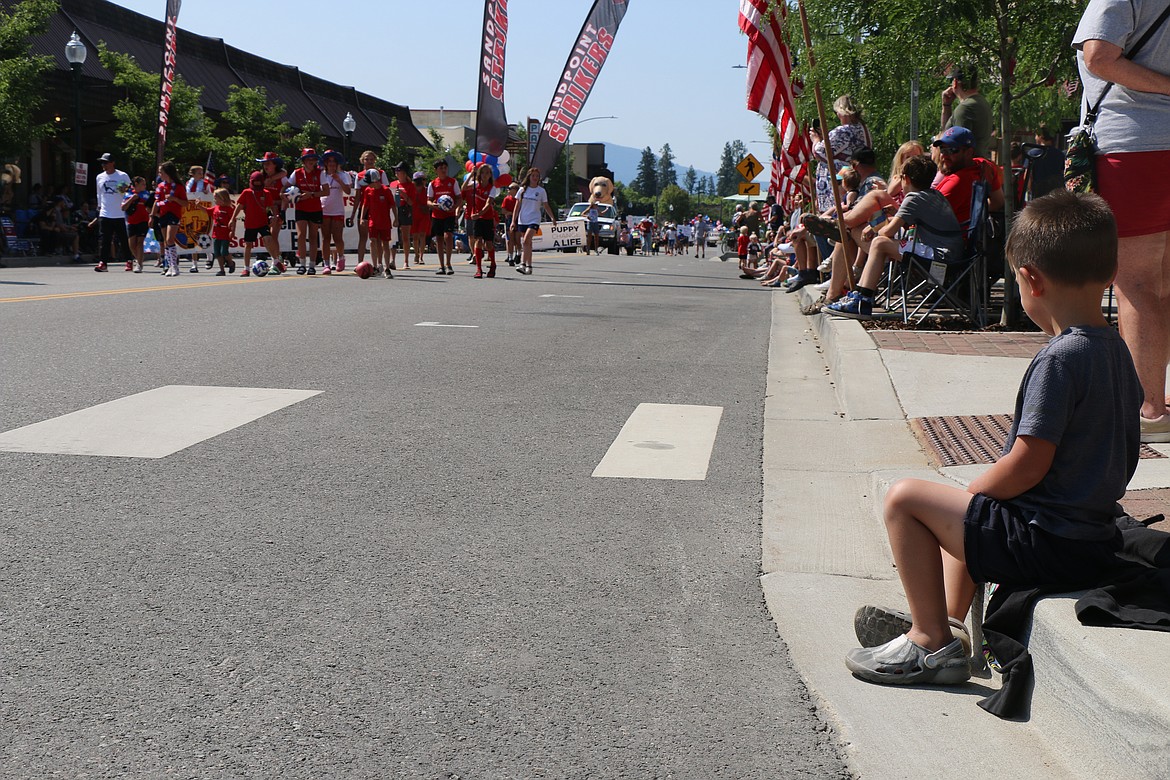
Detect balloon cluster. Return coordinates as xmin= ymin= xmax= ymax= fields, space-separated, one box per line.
xmin=463 ymin=148 xmax=513 ymax=196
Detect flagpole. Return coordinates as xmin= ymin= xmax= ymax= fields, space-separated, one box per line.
xmin=794 ymin=0 xmax=855 ymax=291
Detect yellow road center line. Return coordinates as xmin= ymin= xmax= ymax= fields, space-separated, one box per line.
xmin=0 ymin=274 xmax=307 ymax=304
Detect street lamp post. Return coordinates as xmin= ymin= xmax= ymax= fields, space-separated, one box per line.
xmin=563 ymin=115 xmax=617 ymax=210
xmin=342 ymin=112 xmax=356 ymax=168
xmin=65 ymin=31 xmax=87 ymax=213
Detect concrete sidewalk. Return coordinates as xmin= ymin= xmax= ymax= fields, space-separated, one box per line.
xmin=760 ymin=289 xmax=1170 ymax=779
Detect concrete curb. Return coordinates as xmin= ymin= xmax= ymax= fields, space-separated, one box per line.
xmin=798 ymin=287 xmax=904 ymax=422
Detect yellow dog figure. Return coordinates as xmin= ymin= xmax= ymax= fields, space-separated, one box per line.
xmin=589 ymin=175 xmax=614 ymax=206
xmin=1 ymin=162 xmax=22 ymax=209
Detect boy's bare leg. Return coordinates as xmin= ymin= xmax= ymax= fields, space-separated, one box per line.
xmin=857 ymin=236 xmax=901 ymax=291
xmin=882 ymin=478 xmax=973 ymax=651
xmin=943 ymin=549 xmax=978 ymax=621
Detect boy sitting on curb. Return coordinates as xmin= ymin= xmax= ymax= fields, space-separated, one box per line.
xmin=846 ymin=190 xmax=1141 ymax=685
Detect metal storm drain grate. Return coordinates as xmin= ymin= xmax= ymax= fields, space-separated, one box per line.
xmin=911 ymin=414 xmax=1163 ymax=468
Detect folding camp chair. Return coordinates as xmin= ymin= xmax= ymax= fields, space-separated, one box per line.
xmin=0 ymin=214 xmax=34 ymax=256
xmin=896 ymin=179 xmax=990 ymax=328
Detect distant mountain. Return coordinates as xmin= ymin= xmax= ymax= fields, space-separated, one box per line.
xmin=593 ymin=142 xmax=717 ymax=188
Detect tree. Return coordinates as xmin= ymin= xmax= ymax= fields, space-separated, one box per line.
xmin=716 ymin=140 xmax=747 ymax=196
xmin=632 ymin=146 xmax=657 ymax=197
xmin=657 ymin=143 xmax=677 ymax=189
xmin=208 ymin=85 xmax=289 ymax=184
xmin=701 ymin=175 xmax=715 ymax=198
xmin=379 ymin=117 xmax=429 ymax=173
xmin=658 ymin=184 xmax=691 ymax=222
xmin=0 ymin=0 xmax=55 ymax=160
xmin=99 ymin=44 xmax=211 ymax=175
xmin=283 ymin=120 xmax=325 ymax=166
xmin=683 ymin=166 xmax=697 ymax=195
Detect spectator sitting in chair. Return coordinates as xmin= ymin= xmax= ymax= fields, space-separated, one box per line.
xmin=933 ymin=126 xmax=1004 ymax=226
xmin=823 ymin=155 xmax=963 ymax=320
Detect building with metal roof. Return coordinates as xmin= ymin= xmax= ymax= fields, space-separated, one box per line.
xmin=6 ymin=0 xmax=429 ymax=194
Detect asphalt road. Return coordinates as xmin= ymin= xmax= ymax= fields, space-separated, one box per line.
xmin=0 ymin=251 xmax=850 ymax=779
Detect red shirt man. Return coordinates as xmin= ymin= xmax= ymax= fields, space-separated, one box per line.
xmin=932 ymin=126 xmax=1004 ymax=228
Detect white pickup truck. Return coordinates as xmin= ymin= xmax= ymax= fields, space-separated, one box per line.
xmin=562 ymin=202 xmax=619 ymax=254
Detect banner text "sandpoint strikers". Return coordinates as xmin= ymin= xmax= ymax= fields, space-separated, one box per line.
xmin=543 ymin=25 xmax=614 ymax=144
xmin=481 ymin=0 xmax=508 ymax=101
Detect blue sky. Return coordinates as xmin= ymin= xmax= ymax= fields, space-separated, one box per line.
xmin=106 ymin=0 xmax=775 ymax=176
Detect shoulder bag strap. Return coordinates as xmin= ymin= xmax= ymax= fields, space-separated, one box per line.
xmin=1086 ymin=1 xmax=1170 ymax=123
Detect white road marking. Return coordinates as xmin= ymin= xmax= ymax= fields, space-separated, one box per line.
xmin=539 ymin=294 xmax=585 ymax=298
xmin=414 ymin=322 xmax=480 ymax=328
xmin=592 ymin=403 xmax=724 ymax=480
xmin=0 ymin=385 xmax=320 ymax=458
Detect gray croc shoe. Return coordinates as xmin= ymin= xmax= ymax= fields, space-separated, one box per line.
xmin=845 ymin=635 xmax=971 ymax=686
xmin=854 ymin=605 xmax=972 ymax=656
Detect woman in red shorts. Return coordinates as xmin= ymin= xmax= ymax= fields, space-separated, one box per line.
xmin=1075 ymin=0 xmax=1170 ymax=441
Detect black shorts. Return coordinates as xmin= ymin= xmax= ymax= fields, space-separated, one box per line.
xmin=517 ymin=223 xmax=540 ymax=234
xmin=127 ymin=222 xmax=149 ymax=238
xmin=244 ymin=225 xmax=271 ymax=243
xmin=430 ymin=216 xmax=457 ymax=237
xmin=156 ymin=212 xmax=180 ymax=228
xmin=471 ymin=218 xmax=495 ymax=240
xmin=963 ymin=493 xmax=1123 ymax=587
xmin=295 ymin=209 xmax=323 ymax=225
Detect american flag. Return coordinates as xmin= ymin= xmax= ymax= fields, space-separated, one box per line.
xmin=739 ymin=0 xmax=809 ymax=209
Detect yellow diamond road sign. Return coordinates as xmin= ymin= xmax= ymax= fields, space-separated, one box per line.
xmin=736 ymin=154 xmax=763 ymax=181
xmin=738 ymin=182 xmax=761 ymax=196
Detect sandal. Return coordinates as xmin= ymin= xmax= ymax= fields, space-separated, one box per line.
xmin=801 ymin=214 xmax=839 ymax=239
xmin=801 ymin=294 xmax=833 ymax=315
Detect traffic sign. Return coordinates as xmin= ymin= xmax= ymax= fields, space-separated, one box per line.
xmin=736 ymin=154 xmax=763 ymax=181
xmin=738 ymin=181 xmax=761 ymax=196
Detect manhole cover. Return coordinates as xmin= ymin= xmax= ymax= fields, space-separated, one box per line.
xmin=911 ymin=414 xmax=1163 ymax=468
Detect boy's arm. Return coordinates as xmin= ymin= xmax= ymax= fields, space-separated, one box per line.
xmin=877 ymin=215 xmax=906 ymax=239
xmin=967 ymin=434 xmax=1056 ymax=500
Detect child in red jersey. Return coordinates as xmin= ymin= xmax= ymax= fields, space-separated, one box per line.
xmin=501 ymin=182 xmax=519 ymax=265
xmin=230 ymin=171 xmax=281 ymax=277
xmin=388 ymin=162 xmax=416 ymax=270
xmin=466 ymin=163 xmax=499 ymax=279
xmin=121 ymin=177 xmax=151 ymax=273
xmin=207 ymin=188 xmax=236 ymax=276
xmin=361 ymin=169 xmax=397 ymax=278
xmin=411 ymin=171 xmax=430 ymax=266
xmin=427 ymin=158 xmax=462 ymax=275
xmin=151 ymin=160 xmax=188 ymax=277
xmin=736 ymin=226 xmax=752 ymax=278
xmin=290 ymin=148 xmax=326 ymax=274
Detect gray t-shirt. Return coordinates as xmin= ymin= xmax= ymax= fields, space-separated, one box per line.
xmin=1003 ymin=326 xmax=1142 ymax=540
xmin=894 ymin=189 xmax=963 ymax=260
xmin=1073 ymin=0 xmax=1170 ymax=153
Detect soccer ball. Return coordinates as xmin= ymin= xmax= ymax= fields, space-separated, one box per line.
xmin=354 ymin=261 xmax=374 ymax=279
xmin=284 ymin=185 xmax=301 ymax=202
xmin=437 ymin=194 xmax=455 ymax=212
xmin=250 ymin=259 xmax=269 ymax=277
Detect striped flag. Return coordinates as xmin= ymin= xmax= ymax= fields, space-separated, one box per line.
xmin=739 ymin=0 xmax=809 ymax=208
